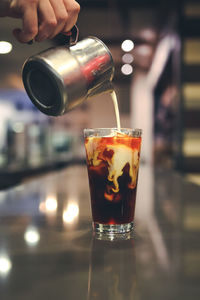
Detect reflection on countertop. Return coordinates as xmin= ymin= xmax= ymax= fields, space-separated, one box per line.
xmin=0 ymin=164 xmax=200 ymax=300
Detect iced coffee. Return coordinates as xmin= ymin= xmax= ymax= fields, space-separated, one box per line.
xmin=84 ymin=128 xmax=142 ymax=234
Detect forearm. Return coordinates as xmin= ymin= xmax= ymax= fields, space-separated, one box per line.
xmin=0 ymin=0 xmax=12 ymax=16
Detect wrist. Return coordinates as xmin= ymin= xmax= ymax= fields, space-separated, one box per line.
xmin=0 ymin=0 xmax=12 ymax=17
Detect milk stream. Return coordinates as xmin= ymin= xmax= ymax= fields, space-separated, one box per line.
xmin=110 ymin=91 xmax=121 ymax=130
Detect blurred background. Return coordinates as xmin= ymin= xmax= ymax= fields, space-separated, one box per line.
xmin=0 ymin=0 xmax=200 ymax=189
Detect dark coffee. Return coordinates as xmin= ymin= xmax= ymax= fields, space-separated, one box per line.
xmin=85 ymin=133 xmax=141 ymax=225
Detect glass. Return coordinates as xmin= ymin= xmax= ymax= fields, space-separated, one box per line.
xmin=84 ymin=128 xmax=142 ymax=235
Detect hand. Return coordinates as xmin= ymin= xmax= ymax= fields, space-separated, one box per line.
xmin=3 ymin=0 xmax=80 ymax=43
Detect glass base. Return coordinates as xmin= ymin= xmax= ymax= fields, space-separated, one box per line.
xmin=93 ymin=222 xmax=134 ymax=235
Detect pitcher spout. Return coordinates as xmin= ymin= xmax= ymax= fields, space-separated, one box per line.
xmin=87 ymin=81 xmax=114 ymax=99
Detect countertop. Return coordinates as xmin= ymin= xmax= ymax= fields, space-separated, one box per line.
xmin=0 ymin=164 xmax=200 ymax=300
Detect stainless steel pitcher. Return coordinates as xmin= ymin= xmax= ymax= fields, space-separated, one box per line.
xmin=22 ymin=27 xmax=114 ymax=116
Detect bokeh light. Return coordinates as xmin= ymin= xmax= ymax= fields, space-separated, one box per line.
xmin=24 ymin=227 xmax=40 ymax=246
xmin=0 ymin=41 xmax=12 ymax=54
xmin=121 ymin=40 xmax=134 ymax=52
xmin=121 ymin=64 xmax=133 ymax=75
xmin=122 ymin=53 xmax=134 ymax=64
xmin=0 ymin=256 xmax=12 ymax=276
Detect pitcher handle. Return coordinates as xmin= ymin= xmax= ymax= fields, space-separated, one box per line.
xmin=62 ymin=25 xmax=79 ymax=46
xmin=27 ymin=25 xmax=79 ymax=46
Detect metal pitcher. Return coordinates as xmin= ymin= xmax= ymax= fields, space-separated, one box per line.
xmin=22 ymin=26 xmax=114 ymax=116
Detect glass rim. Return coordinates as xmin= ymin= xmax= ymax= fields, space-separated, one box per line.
xmin=84 ymin=128 xmax=142 ymax=137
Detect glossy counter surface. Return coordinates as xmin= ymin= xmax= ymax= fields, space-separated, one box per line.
xmin=0 ymin=164 xmax=200 ymax=300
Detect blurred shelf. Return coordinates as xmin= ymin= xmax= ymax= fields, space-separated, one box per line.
xmin=183 ymin=130 xmax=200 ymax=156
xmin=183 ymin=83 xmax=200 ymax=109
xmin=186 ymin=173 xmax=200 ymax=186
xmin=184 ymin=110 xmax=200 ymax=128
xmin=0 ymin=158 xmax=86 ymax=190
xmin=184 ymin=101 xmax=200 ymax=110
xmin=182 ymin=129 xmax=200 ymax=172
xmin=182 ymin=66 xmax=200 ymax=82
xmin=181 ymin=19 xmax=200 ymax=37
xmin=183 ymin=39 xmax=200 ymax=64
xmin=180 ymin=6 xmax=200 ymax=173
xmin=184 ymin=3 xmax=200 ymax=18
xmin=182 ymin=158 xmax=200 ymax=173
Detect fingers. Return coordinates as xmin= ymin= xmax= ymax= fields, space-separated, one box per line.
xmin=12 ymin=1 xmax=38 ymax=43
xmin=11 ymin=0 xmax=80 ymax=43
xmin=47 ymin=0 xmax=69 ymax=38
xmin=62 ymin=0 xmax=80 ymax=33
xmin=36 ymin=0 xmax=80 ymax=40
xmin=35 ymin=0 xmax=57 ymax=42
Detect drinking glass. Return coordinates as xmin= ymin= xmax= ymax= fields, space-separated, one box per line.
xmin=84 ymin=128 xmax=142 ymax=235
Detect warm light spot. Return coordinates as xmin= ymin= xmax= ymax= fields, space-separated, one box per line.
xmin=0 ymin=41 xmax=12 ymax=54
xmin=121 ymin=64 xmax=133 ymax=75
xmin=63 ymin=203 xmax=79 ymax=223
xmin=121 ymin=40 xmax=134 ymax=52
xmin=0 ymin=256 xmax=12 ymax=275
xmin=45 ymin=196 xmax=57 ymax=212
xmin=39 ymin=196 xmax=57 ymax=214
xmin=24 ymin=227 xmax=40 ymax=246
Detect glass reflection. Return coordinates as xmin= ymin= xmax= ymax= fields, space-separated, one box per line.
xmin=24 ymin=226 xmax=40 ymax=246
xmin=63 ymin=201 xmax=79 ymax=224
xmin=39 ymin=195 xmax=58 ymax=214
xmin=87 ymin=236 xmax=137 ymax=300
xmin=0 ymin=255 xmax=12 ymax=276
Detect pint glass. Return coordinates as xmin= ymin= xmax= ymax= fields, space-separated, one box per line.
xmin=84 ymin=128 xmax=142 ymax=235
